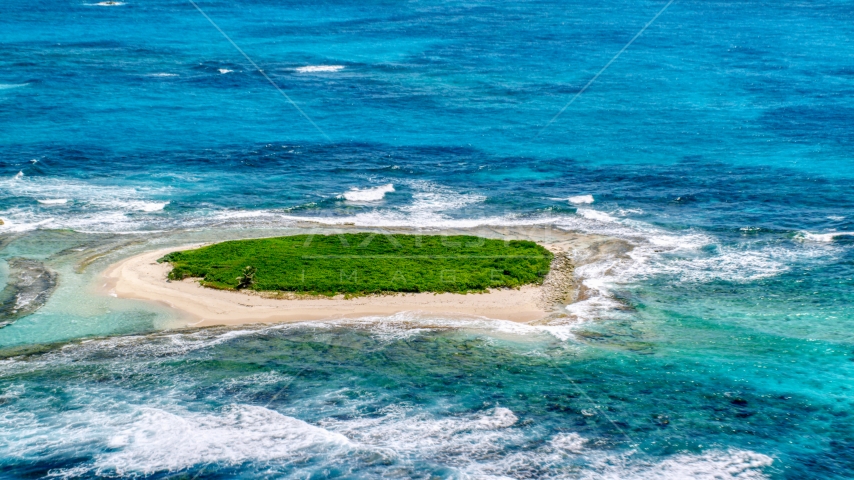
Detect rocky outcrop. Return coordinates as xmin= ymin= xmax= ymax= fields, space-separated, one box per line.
xmin=538 ymin=252 xmax=577 ymax=310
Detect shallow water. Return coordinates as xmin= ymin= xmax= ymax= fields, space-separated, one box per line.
xmin=2 ymin=0 xmax=854 ymax=477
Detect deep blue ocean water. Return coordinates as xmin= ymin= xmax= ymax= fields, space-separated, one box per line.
xmin=1 ymin=0 xmax=854 ymax=478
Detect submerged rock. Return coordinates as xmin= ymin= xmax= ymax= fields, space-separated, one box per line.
xmin=0 ymin=258 xmax=57 ymax=328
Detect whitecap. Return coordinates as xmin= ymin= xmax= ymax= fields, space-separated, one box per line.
xmin=295 ymin=312 xmax=574 ymax=343
xmin=584 ymin=449 xmax=774 ymax=480
xmin=292 ymin=180 xmax=500 ymax=229
xmin=295 ymin=65 xmax=345 ymax=73
xmin=550 ymin=432 xmax=586 ymax=453
xmin=194 ymin=180 xmax=553 ymax=230
xmin=91 ymin=200 xmax=169 ymax=213
xmin=827 ymin=215 xmax=845 ymax=221
xmin=210 ymin=209 xmax=281 ymax=220
xmin=556 ymin=209 xmax=824 ymax=285
xmin=0 ymin=320 xmax=449 ymax=372
xmin=0 ymin=83 xmax=29 ymax=90
xmin=319 ymin=406 xmax=524 ymax=463
xmin=96 ymin=405 xmax=351 ymax=475
xmin=568 ymin=194 xmax=594 ymax=204
xmin=341 ymin=184 xmax=394 ymax=202
xmin=318 ymin=404 xmax=773 ymax=479
xmin=540 ymin=208 xmax=842 ymax=325
xmin=0 ymin=330 xmax=775 ymax=480
xmin=287 ymin=211 xmax=556 ymax=230
xmin=221 ymin=371 xmax=293 ymax=389
xmin=84 ymin=199 xmax=169 ymax=213
xmin=218 ymin=68 xmax=233 ymax=74
xmin=13 ymin=171 xmax=23 ymax=180
xmin=148 ymin=73 xmax=177 ymax=77
xmin=566 ymin=295 xmax=625 ymax=323
xmin=131 ymin=201 xmax=169 ymax=212
xmin=576 ymin=208 xmax=617 ymax=223
xmin=800 ymin=231 xmax=854 ymax=242
xmin=0 ymin=175 xmax=175 ymax=233
xmin=0 ymin=216 xmax=52 ymax=233
xmin=474 ymin=407 xmax=517 ymax=429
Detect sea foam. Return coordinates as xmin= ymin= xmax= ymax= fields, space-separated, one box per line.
xmin=587 ymin=449 xmax=774 ymax=480
xmin=568 ymin=194 xmax=594 ymax=204
xmin=0 ymin=322 xmax=775 ymax=480
xmin=296 ymin=180 xmax=501 ymax=228
xmin=97 ymin=405 xmax=351 ymax=475
xmin=296 ymin=65 xmax=345 ymax=73
xmin=320 ymin=405 xmax=772 ymax=479
xmin=801 ymin=231 xmax=854 ymax=242
xmin=341 ymin=184 xmax=394 ymax=202
xmin=127 ymin=201 xmax=169 ymax=212
xmin=576 ymin=208 xmax=617 ymax=223
xmin=0 ymin=175 xmax=174 ymax=233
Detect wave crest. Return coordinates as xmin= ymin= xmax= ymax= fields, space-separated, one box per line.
xmin=341 ymin=184 xmax=394 ymax=202
xmin=98 ymin=405 xmax=351 ymax=475
xmin=568 ymin=194 xmax=594 ymax=204
xmin=799 ymin=231 xmax=854 ymax=242
xmin=36 ymin=198 xmax=68 ymax=205
xmin=296 ymin=65 xmax=344 ymax=73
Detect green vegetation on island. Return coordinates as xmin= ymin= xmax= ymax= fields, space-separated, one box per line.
xmin=159 ymin=233 xmax=553 ymax=296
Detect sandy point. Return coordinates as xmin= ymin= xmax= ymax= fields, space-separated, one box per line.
xmin=102 ymin=246 xmax=562 ymax=328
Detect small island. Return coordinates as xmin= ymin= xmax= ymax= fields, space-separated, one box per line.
xmin=158 ymin=233 xmax=553 ymax=296
xmin=104 ymin=229 xmax=579 ymax=327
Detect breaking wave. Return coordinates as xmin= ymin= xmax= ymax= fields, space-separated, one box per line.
xmin=341 ymin=183 xmax=395 ymax=202
xmin=3 ymin=386 xmax=772 ymax=479
xmin=295 ymin=65 xmax=344 ymax=73
xmin=97 ymin=405 xmax=351 ymax=475
xmin=799 ymin=231 xmax=854 ymax=242
xmin=0 ymin=316 xmax=775 ymax=479
xmin=568 ymin=194 xmax=594 ymax=204
xmin=0 ymin=176 xmax=172 ymax=233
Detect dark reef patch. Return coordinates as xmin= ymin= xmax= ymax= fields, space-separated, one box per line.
xmin=0 ymin=258 xmax=57 ymax=328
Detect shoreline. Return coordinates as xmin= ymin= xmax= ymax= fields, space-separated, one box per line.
xmin=101 ymin=226 xmax=605 ymax=327
xmin=104 ymin=247 xmax=553 ymax=327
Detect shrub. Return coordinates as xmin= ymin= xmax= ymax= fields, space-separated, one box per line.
xmin=158 ymin=233 xmax=552 ymax=296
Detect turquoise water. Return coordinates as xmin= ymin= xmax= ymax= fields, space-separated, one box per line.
xmin=2 ymin=0 xmax=854 ymax=477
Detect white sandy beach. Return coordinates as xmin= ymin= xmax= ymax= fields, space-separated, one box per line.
xmin=100 ymin=227 xmax=618 ymax=327
xmin=104 ymin=247 xmax=547 ymax=327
